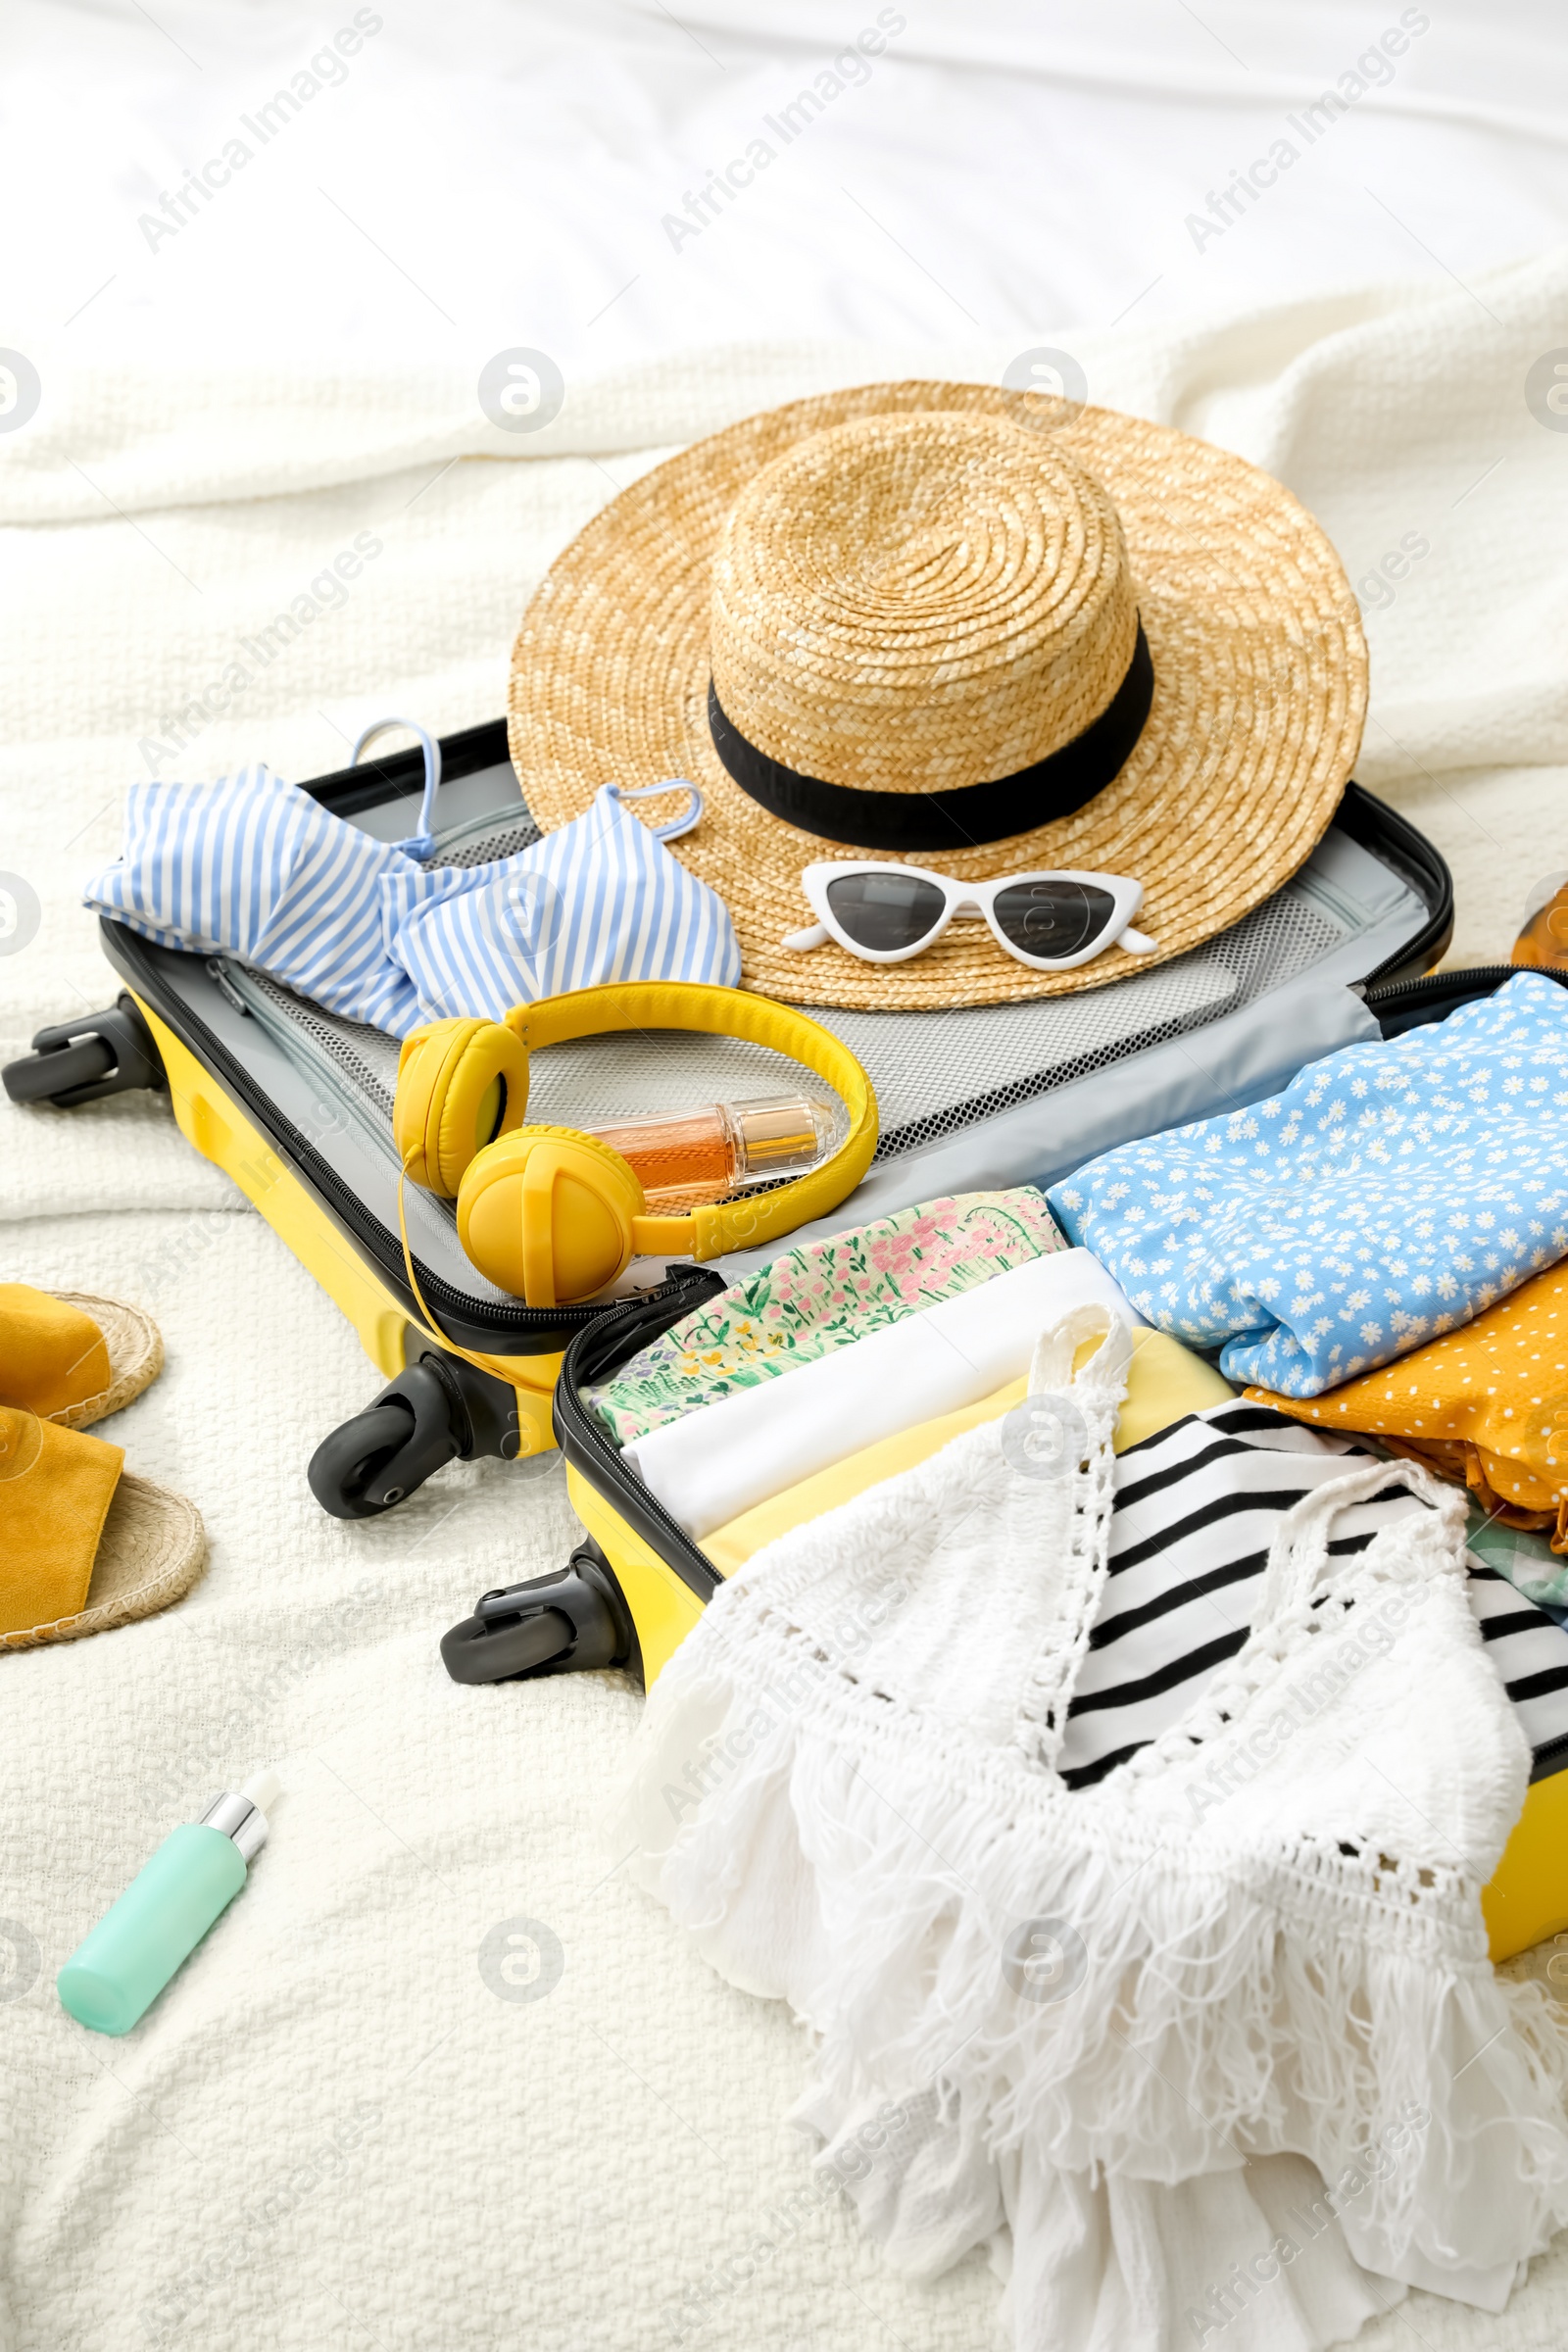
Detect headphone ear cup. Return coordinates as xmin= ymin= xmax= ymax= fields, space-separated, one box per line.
xmin=456 ymin=1126 xmax=647 ymax=1307
xmin=394 ymin=1018 xmax=531 ymax=1198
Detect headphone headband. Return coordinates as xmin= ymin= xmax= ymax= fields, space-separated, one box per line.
xmin=395 ymin=980 xmax=879 ymax=1312
xmin=502 ymin=979 xmax=878 ymax=1261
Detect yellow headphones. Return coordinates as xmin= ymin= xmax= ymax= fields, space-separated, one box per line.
xmin=393 ymin=980 xmax=879 ymax=1308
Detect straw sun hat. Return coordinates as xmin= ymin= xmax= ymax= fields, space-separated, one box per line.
xmin=509 ymin=380 xmax=1367 ymax=1012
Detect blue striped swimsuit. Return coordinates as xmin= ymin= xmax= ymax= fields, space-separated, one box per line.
xmin=84 ymin=767 xmax=740 ymax=1035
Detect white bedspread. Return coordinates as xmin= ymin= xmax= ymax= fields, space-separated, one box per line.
xmin=4 ymin=9 xmax=1568 ymax=2345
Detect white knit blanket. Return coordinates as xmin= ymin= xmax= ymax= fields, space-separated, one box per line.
xmin=3 ymin=253 xmax=1568 ymax=2352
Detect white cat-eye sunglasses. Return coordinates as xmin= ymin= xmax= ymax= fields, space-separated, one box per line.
xmin=782 ymin=861 xmax=1157 ymax=972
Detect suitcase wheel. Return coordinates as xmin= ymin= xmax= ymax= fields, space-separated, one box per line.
xmin=3 ymin=997 xmax=164 ymax=1109
xmin=309 ymin=1357 xmax=468 ymax=1518
xmin=440 ymin=1543 xmax=636 ymax=1685
xmin=308 ymin=1349 xmax=525 ymax=1520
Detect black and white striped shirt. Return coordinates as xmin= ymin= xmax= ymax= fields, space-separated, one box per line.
xmin=1057 ymin=1402 xmax=1568 ymax=1789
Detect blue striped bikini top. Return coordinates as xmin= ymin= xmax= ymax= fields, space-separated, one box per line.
xmin=83 ymin=751 xmax=741 ymax=1037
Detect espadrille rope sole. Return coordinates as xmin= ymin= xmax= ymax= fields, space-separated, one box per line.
xmin=1 ymin=1473 xmax=206 ymax=1649
xmin=44 ymin=1292 xmax=164 ymax=1431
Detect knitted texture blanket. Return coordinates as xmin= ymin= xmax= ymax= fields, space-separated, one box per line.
xmin=5 ymin=260 xmax=1568 ymax=2351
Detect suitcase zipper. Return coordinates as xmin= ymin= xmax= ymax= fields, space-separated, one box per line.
xmin=1337 ymin=783 xmax=1455 ymax=986
xmin=212 ymin=956 xmax=409 ymax=1167
xmin=1362 ymin=963 xmax=1568 ymax=1035
xmin=553 ymin=1275 xmax=730 ymax=1602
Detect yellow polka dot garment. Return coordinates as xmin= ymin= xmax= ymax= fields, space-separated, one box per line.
xmin=1249 ymin=1262 xmax=1568 ymax=1548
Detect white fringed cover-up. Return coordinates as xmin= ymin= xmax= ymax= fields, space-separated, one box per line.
xmin=613 ymin=1308 xmax=1568 ymax=2349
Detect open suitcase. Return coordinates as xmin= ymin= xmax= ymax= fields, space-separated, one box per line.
xmin=12 ymin=716 xmax=1568 ymax=1957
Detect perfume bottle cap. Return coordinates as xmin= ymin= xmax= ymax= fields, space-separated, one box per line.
xmin=729 ymin=1095 xmax=841 ymax=1180
xmin=198 ymin=1770 xmax=282 ymax=1866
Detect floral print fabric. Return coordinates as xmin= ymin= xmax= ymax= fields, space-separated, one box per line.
xmin=585 ymin=1188 xmax=1066 ymax=1447
xmin=1048 ymin=971 xmax=1568 ymax=1397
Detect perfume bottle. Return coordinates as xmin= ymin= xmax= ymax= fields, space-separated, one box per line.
xmin=585 ymin=1094 xmax=840 ymax=1213
xmin=57 ymin=1769 xmax=282 ymax=2035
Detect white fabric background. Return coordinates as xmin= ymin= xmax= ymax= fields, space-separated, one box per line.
xmin=3 ymin=8 xmax=1568 ymax=2349
xmin=7 ymin=0 xmax=1568 ymax=368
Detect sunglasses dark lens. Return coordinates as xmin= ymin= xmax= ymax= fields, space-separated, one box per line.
xmin=991 ymin=879 xmax=1116 ymax=959
xmin=824 ymin=871 xmax=949 ymax=952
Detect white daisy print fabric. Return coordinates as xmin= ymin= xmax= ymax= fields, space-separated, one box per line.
xmin=1049 ymin=972 xmax=1568 ymax=1396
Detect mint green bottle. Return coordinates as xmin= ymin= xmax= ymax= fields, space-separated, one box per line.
xmin=58 ymin=1771 xmax=280 ymax=2036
